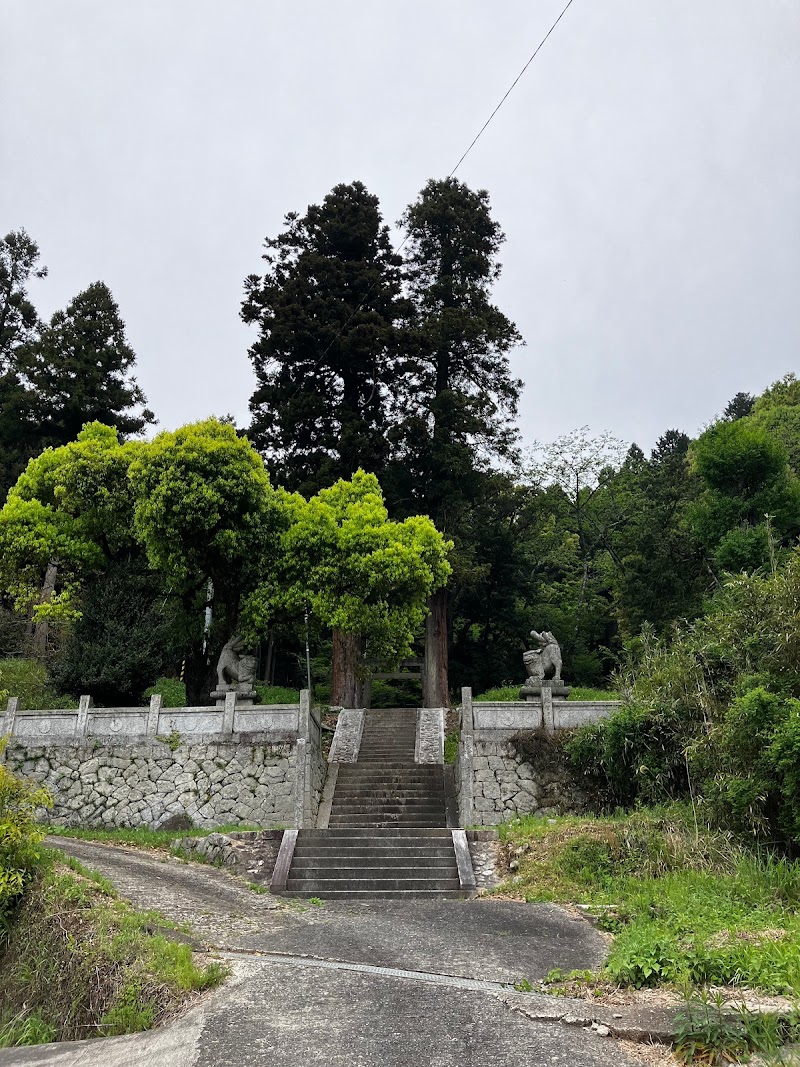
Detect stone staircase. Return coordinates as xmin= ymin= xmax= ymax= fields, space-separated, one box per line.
xmin=277 ymin=709 xmax=470 ymax=898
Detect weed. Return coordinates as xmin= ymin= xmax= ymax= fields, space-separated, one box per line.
xmin=156 ymin=727 xmax=182 ymax=751
xmin=308 ymin=897 xmax=324 ymax=906
xmin=512 ymin=979 xmax=532 ymax=992
xmin=57 ymin=853 xmax=117 ymax=897
xmin=246 ymin=882 xmax=268 ymax=894
xmin=0 ymin=1009 xmax=58 ymax=1048
xmin=673 ymin=989 xmax=800 ymax=1065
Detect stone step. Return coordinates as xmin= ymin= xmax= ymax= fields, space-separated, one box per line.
xmin=285 ymin=876 xmax=462 ymax=892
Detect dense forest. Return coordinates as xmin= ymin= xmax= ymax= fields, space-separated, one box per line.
xmin=1 ymin=178 xmax=799 ymax=716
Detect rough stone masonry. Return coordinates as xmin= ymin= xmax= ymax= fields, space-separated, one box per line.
xmin=3 ymin=739 xmax=297 ymax=829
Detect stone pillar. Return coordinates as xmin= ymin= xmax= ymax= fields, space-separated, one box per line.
xmin=541 ymin=686 xmax=554 ymax=734
xmin=2 ymin=696 xmax=19 ymax=737
xmin=75 ymin=695 xmax=93 ymax=738
xmin=293 ymin=738 xmax=308 ymax=828
xmin=146 ymin=693 xmax=163 ymax=737
xmin=458 ymin=734 xmax=475 ymax=827
xmin=461 ymin=687 xmax=473 ymax=734
xmin=298 ymin=689 xmax=311 ymax=741
xmin=222 ymin=691 xmax=236 ymax=735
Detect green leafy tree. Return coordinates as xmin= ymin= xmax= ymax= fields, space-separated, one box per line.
xmin=605 ymin=431 xmax=707 ymax=634
xmin=242 ymin=181 xmax=408 ymax=495
xmin=128 ymin=419 xmax=293 ymax=700
xmin=691 ymin=419 xmax=800 ymax=572
xmin=749 ymin=373 xmax=800 ymax=473
xmin=243 ymin=470 xmax=451 ymax=706
xmin=0 ymin=422 xmax=139 ymax=632
xmin=16 ymin=281 xmax=154 ymax=450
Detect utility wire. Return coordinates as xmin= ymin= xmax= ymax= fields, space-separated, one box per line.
xmin=448 ymin=0 xmax=577 ymax=177
xmin=285 ymin=0 xmax=577 ymax=383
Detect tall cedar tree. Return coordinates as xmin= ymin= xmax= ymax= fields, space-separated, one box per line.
xmin=393 ymin=178 xmax=522 ymax=704
xmin=242 ymin=181 xmax=408 ymax=497
xmin=16 ymin=281 xmax=154 ymax=450
xmin=0 ymin=230 xmax=48 ymax=498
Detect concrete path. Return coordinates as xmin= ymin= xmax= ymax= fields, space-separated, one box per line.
xmin=0 ymin=838 xmax=655 ymax=1066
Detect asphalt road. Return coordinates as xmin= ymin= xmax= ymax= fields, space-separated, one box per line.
xmin=0 ymin=838 xmax=651 ymax=1067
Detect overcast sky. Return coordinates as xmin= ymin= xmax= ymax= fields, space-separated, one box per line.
xmin=2 ymin=1 xmax=798 ymax=453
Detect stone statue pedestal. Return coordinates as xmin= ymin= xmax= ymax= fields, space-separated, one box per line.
xmin=211 ymin=684 xmax=257 ymax=708
xmin=520 ymin=681 xmax=570 ymax=703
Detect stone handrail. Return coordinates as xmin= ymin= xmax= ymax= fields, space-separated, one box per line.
xmin=2 ymin=691 xmax=312 ymax=742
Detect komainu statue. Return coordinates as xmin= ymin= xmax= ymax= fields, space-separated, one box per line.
xmin=523 ymin=630 xmax=563 ymax=686
xmin=216 ymin=634 xmax=257 ymax=690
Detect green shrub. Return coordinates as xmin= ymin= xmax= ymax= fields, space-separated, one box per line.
xmin=52 ymin=559 xmax=182 ymax=707
xmin=566 ymin=700 xmax=698 ymax=808
xmin=143 ymin=677 xmax=186 ymax=708
xmin=0 ymin=659 xmax=75 ymax=710
xmin=0 ymin=748 xmax=52 ymax=931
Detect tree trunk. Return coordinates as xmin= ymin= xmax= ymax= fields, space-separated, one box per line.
xmin=422 ymin=587 xmax=449 ymax=708
xmin=331 ymin=628 xmax=363 ymax=708
xmin=32 ymin=561 xmax=58 ymax=657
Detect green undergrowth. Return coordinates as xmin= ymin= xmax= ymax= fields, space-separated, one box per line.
xmin=475 ymin=685 xmax=619 ymax=702
xmin=0 ymin=855 xmax=226 ymax=1047
xmin=498 ymin=806 xmax=800 ymax=995
xmin=50 ymin=824 xmax=258 ymax=850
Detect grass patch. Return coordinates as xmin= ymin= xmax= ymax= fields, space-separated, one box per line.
xmin=49 ymin=824 xmax=258 ymax=850
xmin=474 ymin=685 xmax=619 ymax=702
xmin=567 ymin=686 xmax=620 ymax=701
xmin=0 ymin=859 xmax=226 ymax=1047
xmin=497 ymin=806 xmax=800 ymax=994
xmin=255 ymin=684 xmax=300 ymax=705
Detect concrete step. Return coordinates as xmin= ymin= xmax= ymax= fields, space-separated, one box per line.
xmin=330 ymin=805 xmax=445 ymax=817
xmin=285 ymin=876 xmax=462 ymax=892
xmin=326 ymin=821 xmax=448 ymax=829
xmin=289 ymin=862 xmax=458 ymax=876
xmin=292 ymin=849 xmax=456 ymax=862
xmin=279 ymin=889 xmax=468 ymax=899
xmin=297 ymin=827 xmax=452 ymax=839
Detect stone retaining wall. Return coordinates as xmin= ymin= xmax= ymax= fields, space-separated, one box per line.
xmin=2 ymin=691 xmax=326 ymax=831
xmin=457 ymin=687 xmax=604 ymax=827
xmin=4 ymin=738 xmax=297 ymax=829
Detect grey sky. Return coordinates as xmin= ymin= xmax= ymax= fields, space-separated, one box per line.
xmin=2 ymin=1 xmax=798 ymax=454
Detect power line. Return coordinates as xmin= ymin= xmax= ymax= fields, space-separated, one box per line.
xmin=283 ymin=0 xmax=577 ymax=388
xmin=448 ymin=0 xmax=577 ymax=177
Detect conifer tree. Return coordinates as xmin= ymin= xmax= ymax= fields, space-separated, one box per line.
xmin=392 ymin=178 xmax=523 ymax=704
xmin=17 ymin=281 xmax=154 ymax=449
xmin=242 ymin=181 xmax=408 ymax=496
